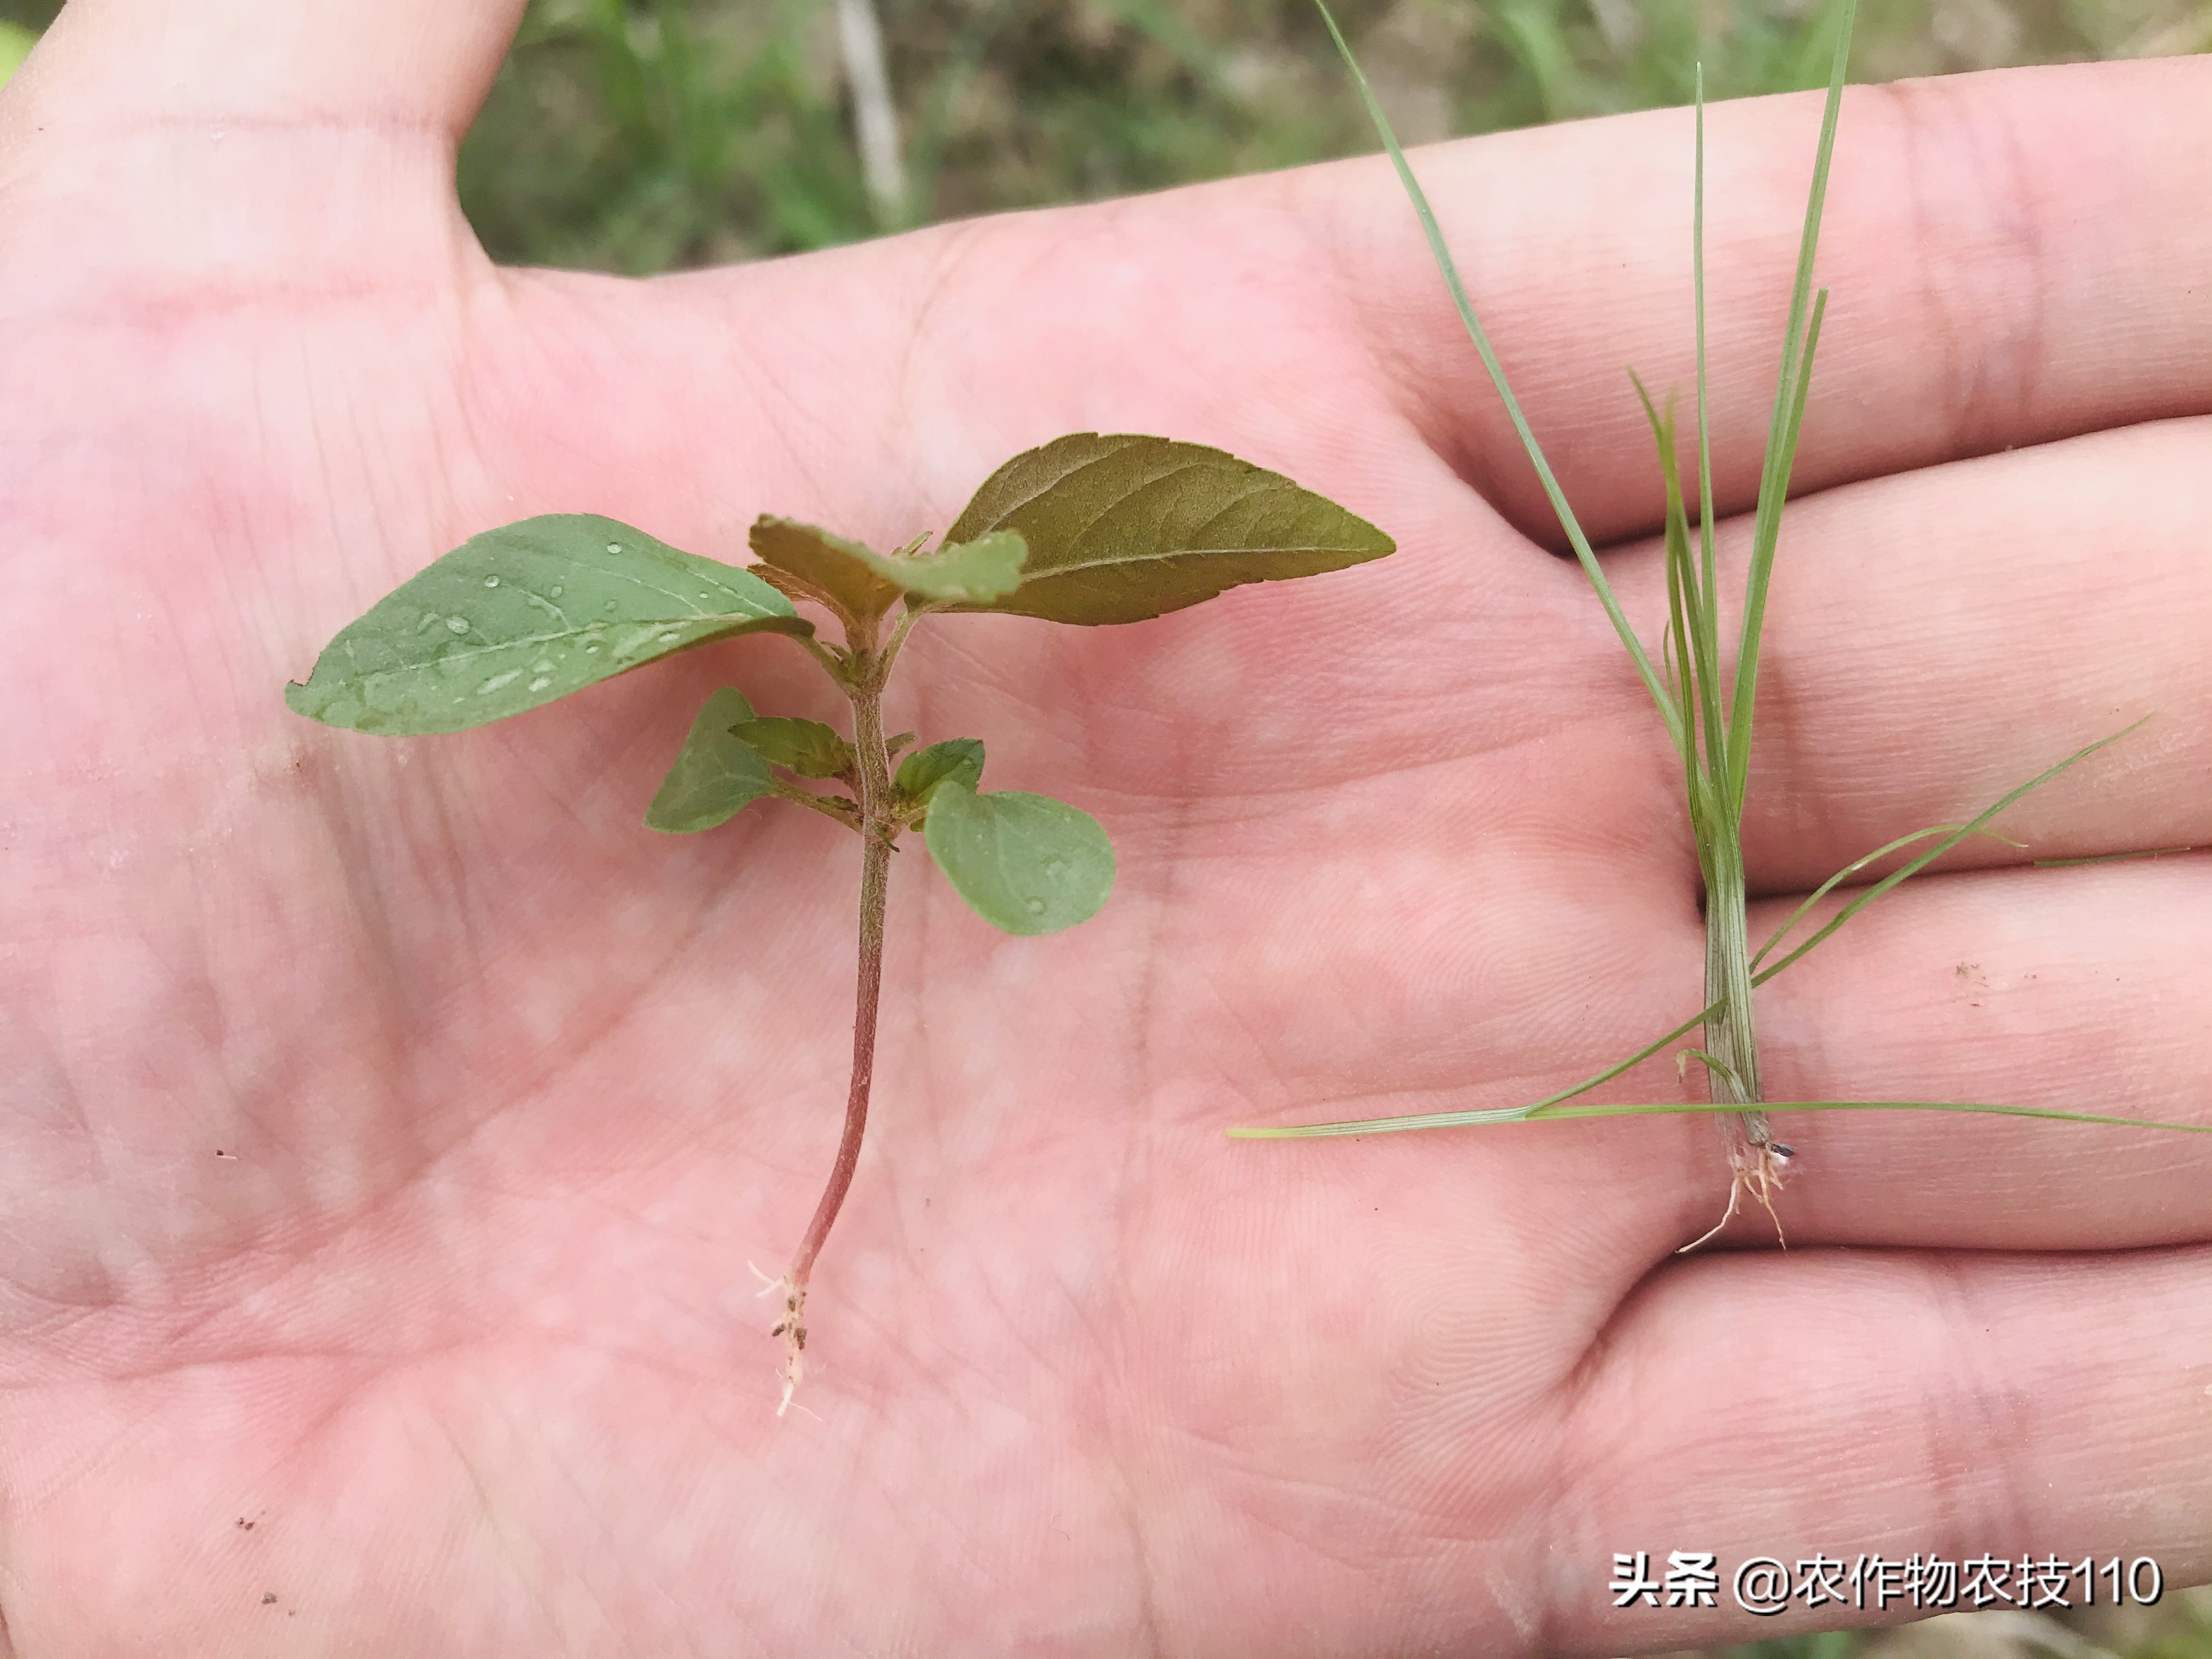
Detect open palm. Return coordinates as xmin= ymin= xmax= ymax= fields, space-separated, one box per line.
xmin=3 ymin=3 xmax=2209 ymax=1653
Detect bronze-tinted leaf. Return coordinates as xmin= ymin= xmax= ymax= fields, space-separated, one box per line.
xmin=749 ymin=519 xmax=1027 ymax=620
xmin=942 ymin=433 xmax=1393 ymax=625
xmin=749 ymin=519 xmax=904 ymax=623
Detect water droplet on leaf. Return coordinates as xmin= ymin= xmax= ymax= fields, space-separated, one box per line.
xmin=483 ymin=575 xmax=500 ymax=588
xmin=1025 ymin=897 xmax=1046 ymax=916
xmin=528 ymin=676 xmax=553 ymax=692
xmin=445 ymin=617 xmax=469 ymax=633
xmin=606 ymin=543 xmax=622 ymax=556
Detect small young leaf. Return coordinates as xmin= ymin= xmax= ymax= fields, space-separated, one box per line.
xmin=887 ymin=531 xmax=1028 ymax=602
xmin=750 ymin=519 xmax=904 ymax=623
xmin=646 ymin=688 xmax=775 ymax=833
xmin=940 ymin=433 xmax=1393 ymax=625
xmin=894 ymin=737 xmax=985 ymax=807
xmin=751 ymin=520 xmax=1029 ymax=616
xmin=733 ymin=716 xmax=854 ymax=779
xmin=923 ymin=782 xmax=1114 ymax=935
xmin=285 ymin=515 xmax=811 ymax=736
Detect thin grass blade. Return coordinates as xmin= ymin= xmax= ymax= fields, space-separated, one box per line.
xmin=1312 ymin=0 xmax=1683 ymax=756
xmin=1519 ymin=1099 xmax=2212 ymax=1134
xmin=1750 ymin=822 xmax=2019 ymax=972
xmin=1229 ymin=1000 xmax=1724 ymax=1138
xmin=1692 ymin=69 xmax=1720 ymax=732
xmin=1751 ymin=722 xmax=2142 ymax=988
xmin=1632 ymin=373 xmax=1728 ymax=785
xmin=1723 ymin=0 xmax=1857 ymax=816
xmin=2034 ymin=847 xmax=2199 ymax=868
xmin=1241 ymin=1095 xmax=2212 ymax=1141
xmin=1242 ymin=723 xmax=2142 ymax=1141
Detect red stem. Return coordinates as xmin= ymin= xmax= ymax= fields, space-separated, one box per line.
xmin=787 ymin=825 xmax=888 ymax=1289
xmin=785 ymin=649 xmax=894 ymax=1296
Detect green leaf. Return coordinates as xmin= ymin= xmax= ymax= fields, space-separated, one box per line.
xmin=285 ymin=515 xmax=811 ymax=736
xmin=923 ymin=782 xmax=1114 ymax=934
xmin=732 ymin=716 xmax=854 ymax=779
xmin=889 ymin=531 xmax=1028 ymax=602
xmin=894 ymin=738 xmax=985 ymax=808
xmin=749 ymin=519 xmax=1028 ymax=616
xmin=939 ymin=433 xmax=1394 ymax=625
xmin=646 ymin=688 xmax=775 ymax=833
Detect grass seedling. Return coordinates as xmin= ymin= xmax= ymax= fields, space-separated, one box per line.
xmin=287 ymin=434 xmax=1392 ymax=1407
xmin=1237 ymin=1 xmax=2207 ymax=1235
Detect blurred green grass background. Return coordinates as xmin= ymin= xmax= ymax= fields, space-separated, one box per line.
xmin=414 ymin=0 xmax=2212 ymax=272
xmin=4 ymin=2 xmax=2211 ymax=1655
xmin=8 ymin=0 xmax=2208 ymax=273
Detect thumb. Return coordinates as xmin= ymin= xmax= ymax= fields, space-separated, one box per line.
xmin=0 ymin=0 xmax=526 ymax=292
xmin=0 ymin=0 xmax=527 ymax=289
xmin=4 ymin=0 xmax=526 ymax=141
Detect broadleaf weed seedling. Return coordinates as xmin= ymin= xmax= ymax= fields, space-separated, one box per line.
xmin=286 ymin=433 xmax=1392 ymax=1408
xmin=1238 ymin=1 xmax=2210 ymax=1238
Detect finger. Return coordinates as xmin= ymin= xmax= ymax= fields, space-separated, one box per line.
xmin=1598 ymin=414 xmax=2212 ymax=889
xmin=0 ymin=0 xmax=526 ymax=324
xmin=1729 ymin=853 xmax=2212 ymax=1251
xmin=1323 ymin=58 xmax=2212 ymax=546
xmin=1552 ymin=1243 xmax=2212 ymax=1653
xmin=7 ymin=0 xmax=525 ymax=139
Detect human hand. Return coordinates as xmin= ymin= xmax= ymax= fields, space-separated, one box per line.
xmin=2 ymin=2 xmax=2208 ymax=1651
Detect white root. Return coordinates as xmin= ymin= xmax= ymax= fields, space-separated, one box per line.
xmin=750 ymin=1262 xmax=808 ymax=1417
xmin=1677 ymin=1139 xmax=1795 ymax=1255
